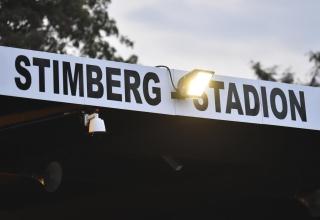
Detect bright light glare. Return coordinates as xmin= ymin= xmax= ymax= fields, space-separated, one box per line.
xmin=186 ymin=72 xmax=212 ymax=97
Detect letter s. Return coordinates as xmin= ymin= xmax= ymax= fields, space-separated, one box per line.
xmin=193 ymin=92 xmax=208 ymax=111
xmin=15 ymin=55 xmax=31 ymax=90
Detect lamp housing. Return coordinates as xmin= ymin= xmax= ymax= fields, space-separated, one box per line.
xmin=84 ymin=113 xmax=106 ymax=134
xmin=172 ymin=69 xmax=214 ymax=99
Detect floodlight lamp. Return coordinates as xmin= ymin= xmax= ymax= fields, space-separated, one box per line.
xmin=31 ymin=161 xmax=63 ymax=193
xmin=84 ymin=113 xmax=106 ymax=134
xmin=41 ymin=161 xmax=63 ymax=193
xmin=172 ymin=69 xmax=214 ymax=99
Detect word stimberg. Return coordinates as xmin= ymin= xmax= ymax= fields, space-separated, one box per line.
xmin=14 ymin=55 xmax=161 ymax=106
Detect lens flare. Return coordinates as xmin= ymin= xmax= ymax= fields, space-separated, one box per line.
xmin=186 ymin=72 xmax=213 ymax=97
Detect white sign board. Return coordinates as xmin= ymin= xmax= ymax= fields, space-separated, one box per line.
xmin=0 ymin=46 xmax=319 ymax=131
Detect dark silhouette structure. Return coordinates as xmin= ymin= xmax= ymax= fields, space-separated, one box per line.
xmin=0 ymin=95 xmax=318 ymax=219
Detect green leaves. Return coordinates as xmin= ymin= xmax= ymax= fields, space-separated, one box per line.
xmin=0 ymin=0 xmax=138 ymax=63
xmin=252 ymin=52 xmax=320 ymax=86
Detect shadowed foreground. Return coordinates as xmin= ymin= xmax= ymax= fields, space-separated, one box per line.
xmin=0 ymin=97 xmax=319 ymax=219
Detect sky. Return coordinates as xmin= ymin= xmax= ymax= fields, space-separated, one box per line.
xmin=109 ymin=0 xmax=320 ymax=81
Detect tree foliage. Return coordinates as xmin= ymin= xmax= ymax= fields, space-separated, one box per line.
xmin=251 ymin=52 xmax=320 ymax=86
xmin=309 ymin=52 xmax=320 ymax=87
xmin=0 ymin=0 xmax=137 ymax=63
